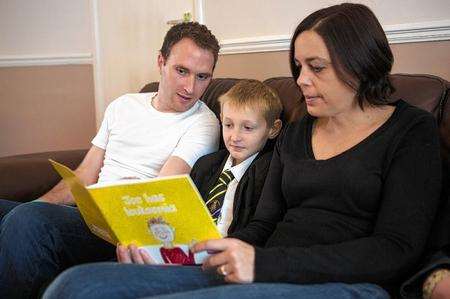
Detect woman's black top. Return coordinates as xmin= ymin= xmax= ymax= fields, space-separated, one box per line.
xmin=232 ymin=100 xmax=442 ymax=291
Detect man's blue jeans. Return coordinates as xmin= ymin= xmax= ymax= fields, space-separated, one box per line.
xmin=0 ymin=198 xmax=19 ymax=219
xmin=0 ymin=199 xmax=115 ymax=299
xmin=43 ymin=262 xmax=390 ymax=299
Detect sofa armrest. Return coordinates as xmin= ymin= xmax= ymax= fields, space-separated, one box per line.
xmin=0 ymin=149 xmax=87 ymax=203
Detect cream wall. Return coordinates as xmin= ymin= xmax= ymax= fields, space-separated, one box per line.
xmin=0 ymin=0 xmax=196 ymax=157
xmin=390 ymin=41 xmax=450 ymax=80
xmin=0 ymin=65 xmax=96 ymax=157
xmin=0 ymin=0 xmax=95 ymax=157
xmin=1 ymin=1 xmax=448 ymax=157
xmin=204 ymin=0 xmax=450 ymax=40
xmin=0 ymin=0 xmax=92 ymax=57
xmin=214 ymin=41 xmax=450 ymax=81
xmin=93 ymin=0 xmax=194 ymax=125
xmin=208 ymin=0 xmax=450 ymax=81
xmin=215 ymin=51 xmax=290 ymax=81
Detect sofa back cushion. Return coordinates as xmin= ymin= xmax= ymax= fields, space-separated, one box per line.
xmin=389 ymin=74 xmax=450 ymax=164
xmin=140 ymin=74 xmax=449 ymax=162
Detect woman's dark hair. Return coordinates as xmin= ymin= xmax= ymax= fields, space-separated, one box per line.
xmin=289 ymin=3 xmax=394 ymax=108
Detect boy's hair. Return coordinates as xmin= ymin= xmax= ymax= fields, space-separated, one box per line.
xmin=218 ymin=79 xmax=282 ymax=126
xmin=160 ymin=22 xmax=220 ymax=69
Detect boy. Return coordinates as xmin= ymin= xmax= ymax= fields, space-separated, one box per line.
xmin=116 ymin=79 xmax=282 ymax=263
xmin=190 ymin=79 xmax=282 ymax=236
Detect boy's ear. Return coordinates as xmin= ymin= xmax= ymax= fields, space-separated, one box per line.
xmin=268 ymin=119 xmax=282 ymax=139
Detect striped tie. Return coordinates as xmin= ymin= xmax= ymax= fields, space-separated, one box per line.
xmin=205 ymin=169 xmax=234 ymax=223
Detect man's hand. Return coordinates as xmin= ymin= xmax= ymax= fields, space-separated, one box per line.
xmin=116 ymin=244 xmax=155 ymax=264
xmin=192 ymin=238 xmax=255 ymax=283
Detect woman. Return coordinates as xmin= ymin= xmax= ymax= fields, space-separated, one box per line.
xmin=43 ymin=3 xmax=442 ymax=299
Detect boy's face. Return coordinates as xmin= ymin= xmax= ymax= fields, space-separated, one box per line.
xmin=156 ymin=38 xmax=214 ymax=113
xmin=222 ymin=102 xmax=278 ymax=165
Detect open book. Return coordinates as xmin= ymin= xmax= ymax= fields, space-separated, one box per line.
xmin=50 ymin=160 xmax=221 ymax=265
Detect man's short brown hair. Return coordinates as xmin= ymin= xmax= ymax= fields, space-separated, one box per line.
xmin=218 ymin=79 xmax=283 ymax=126
xmin=160 ymin=22 xmax=220 ymax=69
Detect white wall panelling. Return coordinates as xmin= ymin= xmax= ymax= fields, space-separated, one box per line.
xmin=0 ymin=53 xmax=92 ymax=67
xmin=219 ymin=20 xmax=450 ymax=55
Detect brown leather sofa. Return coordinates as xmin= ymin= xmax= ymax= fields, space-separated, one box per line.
xmin=0 ymin=73 xmax=448 ymax=210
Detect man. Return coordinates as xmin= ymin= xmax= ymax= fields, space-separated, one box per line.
xmin=0 ymin=22 xmax=220 ymax=299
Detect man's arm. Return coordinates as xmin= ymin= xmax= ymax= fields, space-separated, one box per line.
xmin=157 ymin=156 xmax=191 ymax=177
xmin=40 ymin=145 xmax=105 ymax=205
xmin=157 ymin=108 xmax=220 ymax=178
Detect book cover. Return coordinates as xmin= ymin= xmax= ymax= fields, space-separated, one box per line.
xmin=50 ymin=160 xmax=221 ymax=265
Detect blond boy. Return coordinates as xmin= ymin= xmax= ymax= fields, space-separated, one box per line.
xmin=190 ymin=79 xmax=282 ymax=236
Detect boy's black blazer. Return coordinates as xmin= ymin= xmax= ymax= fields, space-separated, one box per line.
xmin=190 ymin=149 xmax=272 ymax=234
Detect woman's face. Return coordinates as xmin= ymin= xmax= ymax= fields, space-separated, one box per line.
xmin=293 ymin=30 xmax=358 ymax=118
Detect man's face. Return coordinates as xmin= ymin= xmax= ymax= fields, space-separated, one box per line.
xmin=155 ymin=38 xmax=215 ymax=113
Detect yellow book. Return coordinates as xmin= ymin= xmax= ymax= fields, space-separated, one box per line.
xmin=50 ymin=160 xmax=221 ymax=265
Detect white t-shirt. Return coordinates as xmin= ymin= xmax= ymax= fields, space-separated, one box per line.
xmin=92 ymin=92 xmax=220 ymax=182
xmin=217 ymin=152 xmax=259 ymax=236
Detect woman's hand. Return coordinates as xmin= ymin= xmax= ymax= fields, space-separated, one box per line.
xmin=192 ymin=238 xmax=255 ymax=283
xmin=116 ymin=244 xmax=155 ymax=264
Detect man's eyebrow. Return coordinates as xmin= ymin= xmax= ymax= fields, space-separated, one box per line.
xmin=174 ymin=64 xmax=187 ymax=69
xmin=174 ymin=65 xmax=212 ymax=76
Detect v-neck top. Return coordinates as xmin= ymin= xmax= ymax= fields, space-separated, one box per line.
xmin=305 ymin=103 xmax=400 ymax=161
xmin=232 ymin=100 xmax=442 ymax=292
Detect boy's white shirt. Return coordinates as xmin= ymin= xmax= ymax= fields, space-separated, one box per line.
xmin=216 ymin=152 xmax=259 ymax=236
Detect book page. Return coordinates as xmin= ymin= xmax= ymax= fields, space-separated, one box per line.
xmin=88 ymin=175 xmax=221 ymax=247
xmin=50 ymin=160 xmax=221 ymax=264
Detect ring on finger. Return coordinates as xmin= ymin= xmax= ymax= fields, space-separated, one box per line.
xmin=219 ymin=265 xmax=228 ymax=276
